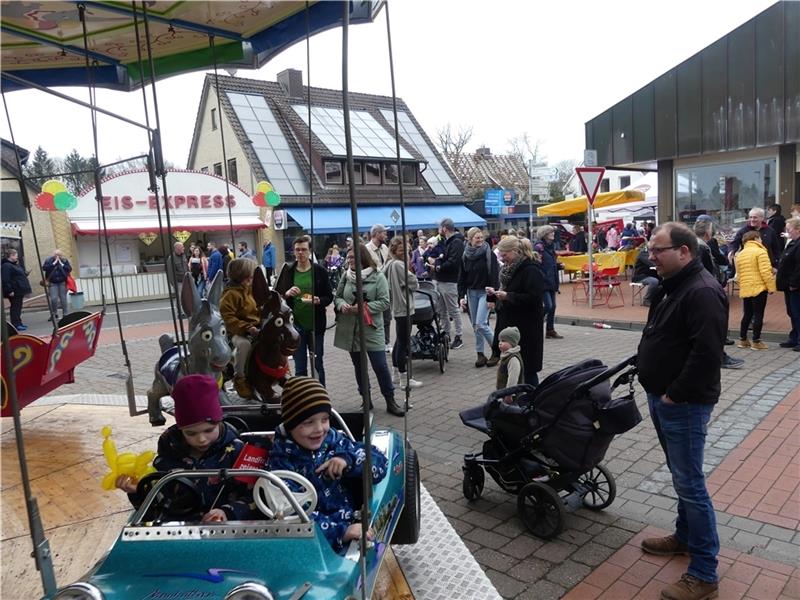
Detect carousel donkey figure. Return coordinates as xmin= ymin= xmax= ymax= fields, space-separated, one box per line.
xmin=246 ymin=266 xmax=300 ymax=403
xmin=147 ymin=272 xmax=232 ymax=425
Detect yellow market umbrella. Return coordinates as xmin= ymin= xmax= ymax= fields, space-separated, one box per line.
xmin=537 ymin=189 xmax=646 ymax=217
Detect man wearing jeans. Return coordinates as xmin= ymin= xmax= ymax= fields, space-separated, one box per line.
xmin=430 ymin=218 xmax=465 ymax=349
xmin=637 ymin=222 xmax=726 ymax=600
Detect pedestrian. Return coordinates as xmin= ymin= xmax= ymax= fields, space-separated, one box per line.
xmin=237 ymin=241 xmax=256 ymax=261
xmin=637 ymin=222 xmax=725 ymax=600
xmin=275 ymin=235 xmax=333 ymax=385
xmin=188 ymin=246 xmax=208 ymax=293
xmin=735 ymin=230 xmax=776 ymax=350
xmin=431 ymin=218 xmax=465 ymax=350
xmin=593 ymin=222 xmax=607 ymax=250
xmin=384 ymin=236 xmax=422 ymax=389
xmin=496 ymin=326 xmax=524 ymax=403
xmin=2 ymin=249 xmax=32 ymax=330
xmin=568 ymin=225 xmax=588 ymax=253
xmin=218 ymin=244 xmax=233 ymax=284
xmin=632 ymin=244 xmax=660 ymax=306
xmin=776 ymin=217 xmax=800 ymax=351
xmin=333 ymin=243 xmax=404 ymax=416
xmin=42 ymin=248 xmax=72 ymax=322
xmin=366 ymin=224 xmax=391 ymax=352
xmin=262 ymin=239 xmax=276 ymax=282
xmin=605 ymin=224 xmax=620 ymax=250
xmin=534 ymin=225 xmax=562 ymax=339
xmin=486 ymin=236 xmax=545 ymax=384
xmin=219 ymin=258 xmax=260 ymax=399
xmin=411 ymin=237 xmax=429 ymax=280
xmin=766 ymin=203 xmax=786 ymax=239
xmin=423 ymin=236 xmax=443 ymax=278
xmin=458 ymin=227 xmax=499 ymax=367
xmin=728 ymin=207 xmax=783 ymax=267
xmin=207 ymin=242 xmax=223 ymax=284
xmin=165 ymin=242 xmax=188 ymax=318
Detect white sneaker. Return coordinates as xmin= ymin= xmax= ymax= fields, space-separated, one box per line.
xmin=400 ymin=377 xmax=423 ymax=389
xmin=385 ymin=344 xmax=392 ymax=353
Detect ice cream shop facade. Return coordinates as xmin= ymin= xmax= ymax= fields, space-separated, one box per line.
xmin=68 ymin=169 xmax=263 ymax=304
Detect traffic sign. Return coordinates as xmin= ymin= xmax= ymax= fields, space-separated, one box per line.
xmin=575 ymin=167 xmax=605 ymax=205
xmin=584 ymin=149 xmax=598 ymax=167
xmin=530 ymin=166 xmax=558 ymax=181
xmin=390 ymin=209 xmax=400 ymax=223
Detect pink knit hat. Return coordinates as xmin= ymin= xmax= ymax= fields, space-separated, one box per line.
xmin=173 ymin=374 xmax=223 ymax=428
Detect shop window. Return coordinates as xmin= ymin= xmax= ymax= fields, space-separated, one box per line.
xmin=227 ymin=158 xmax=238 ymax=184
xmin=211 ymin=108 xmax=218 ymax=131
xmin=401 ymin=163 xmax=417 ymax=185
xmin=600 ymin=179 xmax=610 ymax=193
xmin=364 ymin=162 xmax=381 ymax=185
xmin=383 ymin=163 xmax=399 ymax=185
xmin=325 ymin=161 xmax=343 ymax=184
xmin=675 ymin=157 xmax=777 ymax=238
xmin=200 ymin=166 xmax=208 ymax=173
xmin=343 ymin=162 xmax=363 ymax=185
xmin=619 ymin=175 xmax=631 ymax=188
xmin=213 ymin=162 xmax=223 ymax=177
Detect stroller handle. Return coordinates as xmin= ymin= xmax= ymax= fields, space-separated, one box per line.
xmin=570 ymin=354 xmax=637 ymax=399
xmin=488 ymin=384 xmax=536 ymax=403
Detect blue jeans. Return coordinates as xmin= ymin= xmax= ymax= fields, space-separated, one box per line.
xmin=294 ymin=323 xmax=326 ymax=386
xmin=785 ymin=290 xmax=800 ymax=345
xmin=349 ymin=350 xmax=394 ymax=399
xmin=542 ymin=290 xmax=556 ymax=331
xmin=466 ymin=289 xmax=494 ymax=354
xmin=648 ymin=393 xmax=718 ymax=583
xmin=48 ymin=282 xmax=68 ymax=316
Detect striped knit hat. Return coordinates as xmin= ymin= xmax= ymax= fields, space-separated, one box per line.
xmin=281 ymin=376 xmax=332 ymax=431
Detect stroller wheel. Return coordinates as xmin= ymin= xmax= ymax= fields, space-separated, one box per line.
xmin=517 ymin=482 xmax=564 ymax=539
xmin=578 ymin=464 xmax=616 ymax=510
xmin=462 ymin=463 xmax=484 ymax=501
xmin=437 ymin=343 xmax=446 ymax=373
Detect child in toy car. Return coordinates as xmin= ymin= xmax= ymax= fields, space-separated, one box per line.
xmin=116 ymin=374 xmax=255 ymax=522
xmin=268 ymin=376 xmax=388 ymax=553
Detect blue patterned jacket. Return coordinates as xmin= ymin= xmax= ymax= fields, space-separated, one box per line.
xmin=268 ymin=428 xmax=388 ymax=553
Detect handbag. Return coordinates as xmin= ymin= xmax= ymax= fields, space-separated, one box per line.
xmin=66 ymin=273 xmax=78 ymax=294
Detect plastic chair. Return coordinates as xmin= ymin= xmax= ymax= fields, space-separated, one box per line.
xmin=594 ymin=267 xmax=625 ymax=308
xmin=630 ymin=282 xmax=645 ymax=306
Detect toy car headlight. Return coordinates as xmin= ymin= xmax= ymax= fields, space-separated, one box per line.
xmin=53 ymin=583 xmax=104 ymax=600
xmin=224 ymin=582 xmax=274 ymax=600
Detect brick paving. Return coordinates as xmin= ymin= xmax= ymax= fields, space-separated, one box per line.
xmin=24 ymin=301 xmax=800 ymax=599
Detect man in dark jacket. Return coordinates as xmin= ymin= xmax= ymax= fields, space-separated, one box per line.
xmin=42 ymin=248 xmax=72 ymax=322
xmin=431 ymin=218 xmax=465 ymax=349
xmin=2 ymin=249 xmax=32 ymax=330
xmin=776 ymin=217 xmax=800 ymax=351
xmin=533 ymin=225 xmax=562 ymax=339
xmin=767 ymin=204 xmax=786 ymax=239
xmin=275 ymin=235 xmax=333 ymax=384
xmin=207 ymin=242 xmax=223 ymax=283
xmin=637 ymin=222 xmax=725 ymax=600
xmin=728 ymin=207 xmax=783 ymax=267
xmin=165 ymin=242 xmax=188 ymax=318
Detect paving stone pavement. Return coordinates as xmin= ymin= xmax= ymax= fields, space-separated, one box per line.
xmin=43 ymin=314 xmax=800 ymax=599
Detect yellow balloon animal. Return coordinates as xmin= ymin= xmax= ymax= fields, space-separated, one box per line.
xmin=101 ymin=425 xmax=156 ymax=491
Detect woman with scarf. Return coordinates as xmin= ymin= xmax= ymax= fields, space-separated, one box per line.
xmin=458 ymin=227 xmax=500 ymax=367
xmin=533 ymin=225 xmax=562 ymax=339
xmin=333 ymin=243 xmax=404 ymax=416
xmin=486 ymin=236 xmax=545 ymax=385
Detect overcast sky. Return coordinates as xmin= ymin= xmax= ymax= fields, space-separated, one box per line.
xmin=0 ymin=0 xmax=776 ymax=170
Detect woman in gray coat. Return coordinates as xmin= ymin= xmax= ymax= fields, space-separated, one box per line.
xmin=334 ymin=244 xmax=404 ymax=416
xmin=385 ymin=236 xmax=422 ymax=390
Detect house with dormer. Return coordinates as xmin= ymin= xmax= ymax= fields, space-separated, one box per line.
xmin=187 ymin=70 xmax=484 ymax=262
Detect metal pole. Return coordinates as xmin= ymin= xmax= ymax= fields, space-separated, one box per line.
xmin=588 ymin=205 xmax=594 ymax=308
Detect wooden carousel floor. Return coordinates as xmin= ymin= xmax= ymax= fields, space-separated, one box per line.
xmin=1 ymin=404 xmax=413 ymax=599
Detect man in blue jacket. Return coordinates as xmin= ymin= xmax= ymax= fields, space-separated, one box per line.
xmin=207 ymin=242 xmax=223 ymax=284
xmin=42 ymin=248 xmax=72 ymax=322
xmin=262 ymin=239 xmax=276 ymax=282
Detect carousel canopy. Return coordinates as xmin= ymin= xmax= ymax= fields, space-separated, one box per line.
xmin=1 ymin=1 xmax=383 ymax=92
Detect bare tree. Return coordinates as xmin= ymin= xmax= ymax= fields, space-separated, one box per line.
xmin=507 ymin=133 xmax=545 ymax=166
xmin=548 ymin=158 xmax=579 ymax=201
xmin=436 ymin=123 xmax=473 ymax=156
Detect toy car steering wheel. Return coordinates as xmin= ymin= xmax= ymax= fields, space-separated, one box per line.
xmin=253 ymin=471 xmax=318 ymax=520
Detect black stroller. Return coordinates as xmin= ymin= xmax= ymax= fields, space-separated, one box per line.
xmin=459 ymin=356 xmax=641 ymax=539
xmin=410 ymin=280 xmax=450 ymax=373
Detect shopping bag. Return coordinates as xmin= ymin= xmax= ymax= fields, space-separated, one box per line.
xmin=66 ymin=273 xmax=78 ymax=293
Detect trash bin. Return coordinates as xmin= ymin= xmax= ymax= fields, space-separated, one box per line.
xmin=69 ymin=292 xmax=85 ymax=310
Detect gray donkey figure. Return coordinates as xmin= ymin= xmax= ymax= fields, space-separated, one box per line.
xmin=147 ymin=272 xmax=232 ymax=426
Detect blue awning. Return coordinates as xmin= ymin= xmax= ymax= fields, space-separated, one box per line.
xmin=286 ymin=205 xmax=486 ymax=234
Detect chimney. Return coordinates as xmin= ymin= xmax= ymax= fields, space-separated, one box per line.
xmin=476 ymin=146 xmax=491 ymax=157
xmin=277 ymin=68 xmax=304 ymax=98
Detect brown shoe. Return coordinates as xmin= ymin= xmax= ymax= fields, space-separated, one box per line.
xmin=660 ymin=574 xmax=718 ymax=600
xmin=546 ymin=330 xmax=564 ymax=339
xmin=233 ymin=375 xmax=254 ymax=399
xmin=485 ymin=354 xmax=500 ymax=367
xmin=641 ymin=534 xmax=688 ymax=556
xmin=750 ymin=340 xmax=768 ymax=350
xmin=475 ymin=353 xmax=488 ymax=368
xmin=736 ymin=338 xmax=750 ymax=348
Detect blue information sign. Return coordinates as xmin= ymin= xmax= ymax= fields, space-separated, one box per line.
xmin=484 ymin=189 xmax=503 ymax=215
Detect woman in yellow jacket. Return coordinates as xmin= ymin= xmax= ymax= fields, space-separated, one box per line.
xmin=735 ymin=230 xmax=777 ymax=349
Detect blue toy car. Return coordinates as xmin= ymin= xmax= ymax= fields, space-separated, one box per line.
xmin=50 ymin=410 xmax=420 ymax=600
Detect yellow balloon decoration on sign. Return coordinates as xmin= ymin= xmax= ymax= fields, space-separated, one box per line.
xmin=255 ymin=180 xmax=273 ymax=194
xmin=42 ymin=179 xmax=67 ymax=195
xmin=100 ymin=425 xmax=156 ymax=491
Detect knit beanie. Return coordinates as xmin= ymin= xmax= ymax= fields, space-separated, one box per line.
xmin=173 ymin=374 xmax=223 ymax=428
xmin=499 ymin=326 xmax=521 ymax=346
xmin=281 ymin=376 xmax=332 ymax=431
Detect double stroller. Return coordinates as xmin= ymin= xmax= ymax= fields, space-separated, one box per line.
xmin=459 ymin=356 xmax=642 ymax=538
xmin=410 ymin=280 xmax=450 ymax=373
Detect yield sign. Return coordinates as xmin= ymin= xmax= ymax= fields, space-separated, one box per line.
xmin=575 ymin=167 xmax=606 ymax=205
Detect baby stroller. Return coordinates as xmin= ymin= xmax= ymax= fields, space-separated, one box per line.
xmin=459 ymin=356 xmax=641 ymax=539
xmin=410 ymin=280 xmax=450 ymax=373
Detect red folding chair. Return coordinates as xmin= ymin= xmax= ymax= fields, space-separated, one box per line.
xmin=595 ymin=266 xmax=625 ymax=308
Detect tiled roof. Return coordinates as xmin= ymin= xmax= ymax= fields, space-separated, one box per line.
xmin=1 ymin=139 xmax=29 ymax=177
xmin=187 ymin=74 xmax=466 ymax=206
xmin=450 ymin=151 xmax=529 ymax=194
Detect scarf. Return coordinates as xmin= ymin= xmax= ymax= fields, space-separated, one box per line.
xmin=462 ymin=241 xmax=492 ymax=274
xmin=499 ymin=255 xmax=525 ymax=290
xmin=345 ymin=266 xmax=375 ymax=282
